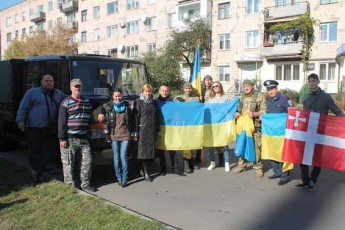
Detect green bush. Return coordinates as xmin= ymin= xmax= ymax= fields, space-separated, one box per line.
xmin=279 ymin=88 xmax=299 ymax=106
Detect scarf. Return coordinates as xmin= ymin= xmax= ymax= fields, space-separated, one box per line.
xmin=140 ymin=93 xmax=153 ymax=103
xmin=113 ymin=101 xmax=126 ymax=113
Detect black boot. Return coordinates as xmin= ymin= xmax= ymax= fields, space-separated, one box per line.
xmin=184 ymin=159 xmax=193 ymax=174
xmin=218 ymin=153 xmax=224 ymax=167
xmin=143 ymin=161 xmax=152 ymax=182
xmin=158 ymin=150 xmax=167 ymax=176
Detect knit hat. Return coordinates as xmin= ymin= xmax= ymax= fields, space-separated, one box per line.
xmin=183 ymin=82 xmax=193 ymax=88
xmin=242 ymin=79 xmax=254 ymax=86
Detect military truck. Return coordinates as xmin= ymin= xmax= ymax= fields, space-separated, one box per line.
xmin=0 ymin=54 xmax=149 ymax=164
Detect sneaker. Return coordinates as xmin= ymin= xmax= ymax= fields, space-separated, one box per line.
xmin=121 ymin=182 xmax=128 ymax=188
xmin=255 ymin=169 xmax=264 ymax=178
xmin=81 ymin=185 xmax=98 ymax=193
xmin=207 ymin=161 xmax=216 ymax=170
xmin=278 ymin=180 xmax=288 ymax=186
xmin=308 ymin=181 xmax=315 ymax=191
xmin=233 ymin=167 xmax=246 ymax=174
xmin=225 ymin=162 xmax=230 ymax=172
xmin=294 ymin=182 xmax=308 ymax=189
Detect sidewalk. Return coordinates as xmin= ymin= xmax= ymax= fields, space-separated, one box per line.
xmin=1 ymin=147 xmax=345 ymax=230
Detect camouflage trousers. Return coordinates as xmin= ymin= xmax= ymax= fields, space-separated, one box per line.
xmin=237 ymin=131 xmax=263 ymax=169
xmin=60 ymin=137 xmax=92 ymax=187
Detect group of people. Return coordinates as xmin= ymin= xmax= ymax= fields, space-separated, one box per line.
xmin=16 ymin=72 xmax=344 ymax=192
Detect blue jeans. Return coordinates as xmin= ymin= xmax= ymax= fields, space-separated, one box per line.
xmin=271 ymin=160 xmax=289 ymax=182
xmin=209 ymin=146 xmax=230 ymax=162
xmin=111 ymin=140 xmax=129 ymax=184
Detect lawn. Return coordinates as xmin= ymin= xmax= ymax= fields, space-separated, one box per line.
xmin=0 ymin=158 xmax=166 ymax=230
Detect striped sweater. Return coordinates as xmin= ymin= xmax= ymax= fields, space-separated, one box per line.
xmin=58 ymin=96 xmax=92 ymax=140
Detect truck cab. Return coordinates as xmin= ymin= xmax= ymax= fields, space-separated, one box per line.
xmin=0 ymin=54 xmax=149 ymax=164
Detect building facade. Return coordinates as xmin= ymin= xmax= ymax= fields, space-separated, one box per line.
xmin=0 ymin=0 xmax=344 ymax=93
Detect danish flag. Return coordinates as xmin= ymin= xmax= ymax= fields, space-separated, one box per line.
xmin=282 ymin=108 xmax=345 ymax=172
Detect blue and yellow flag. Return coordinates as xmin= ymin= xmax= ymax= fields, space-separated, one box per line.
xmin=234 ymin=113 xmax=256 ymax=162
xmin=261 ymin=113 xmax=293 ymax=171
xmin=155 ymin=101 xmax=204 ymax=150
xmin=203 ymin=98 xmax=238 ymax=147
xmin=190 ymin=47 xmax=202 ymax=96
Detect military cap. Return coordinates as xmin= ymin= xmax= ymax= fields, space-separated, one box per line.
xmin=242 ymin=79 xmax=254 ymax=86
xmin=263 ymin=80 xmax=279 ymax=90
xmin=307 ymin=73 xmax=319 ymax=81
xmin=70 ymin=78 xmax=82 ymax=86
xmin=203 ymin=75 xmax=213 ymax=81
xmin=183 ymin=82 xmax=193 ymax=88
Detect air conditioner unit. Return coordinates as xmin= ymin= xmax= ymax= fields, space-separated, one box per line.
xmin=117 ymin=44 xmax=125 ymax=53
xmin=119 ymin=22 xmax=126 ymax=28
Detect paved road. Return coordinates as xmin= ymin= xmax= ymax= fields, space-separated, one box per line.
xmin=1 ymin=146 xmax=345 ymax=230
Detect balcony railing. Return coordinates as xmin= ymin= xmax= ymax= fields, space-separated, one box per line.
xmin=30 ymin=12 xmax=46 ymax=22
xmin=60 ymin=0 xmax=78 ymax=13
xmin=67 ymin=21 xmax=78 ymax=31
xmin=262 ymin=42 xmax=304 ymax=59
xmin=264 ymin=1 xmax=309 ymax=21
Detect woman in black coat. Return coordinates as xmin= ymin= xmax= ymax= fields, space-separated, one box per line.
xmin=134 ymin=84 xmax=158 ymax=182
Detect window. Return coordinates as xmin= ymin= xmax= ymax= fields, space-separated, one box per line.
xmin=15 ymin=30 xmax=19 ymax=39
xmin=107 ymin=25 xmax=117 ymax=38
xmin=167 ymin=13 xmax=176 ymax=28
xmin=218 ymin=2 xmax=231 ymax=19
xmin=126 ymin=20 xmax=139 ymax=34
xmin=70 ymin=33 xmax=76 ymax=44
xmin=48 ymin=1 xmax=53 ymax=11
xmin=127 ymin=0 xmax=139 ymax=9
xmin=48 ymin=20 xmax=53 ymax=30
xmin=275 ymin=64 xmax=300 ymax=80
xmin=320 ymin=0 xmax=338 ymax=4
xmin=6 ymin=17 xmax=11 ymax=27
xmin=22 ymin=11 xmax=25 ymax=21
xmin=37 ymin=5 xmax=44 ymax=13
xmin=246 ymin=30 xmax=259 ymax=48
xmin=93 ymin=28 xmax=100 ymax=40
xmin=147 ymin=43 xmax=156 ymax=53
xmin=37 ymin=22 xmax=44 ymax=31
xmin=29 ymin=26 xmax=34 ymax=36
xmin=219 ymin=33 xmax=230 ymax=50
xmin=67 ymin=13 xmax=76 ymax=23
xmin=125 ymin=45 xmax=139 ymax=58
xmin=93 ymin=6 xmax=100 ymax=19
xmin=147 ymin=17 xmax=156 ymax=31
xmin=81 ymin=10 xmax=87 ymax=22
xmin=15 ymin=14 xmax=19 ymax=23
xmin=247 ymin=0 xmax=259 ymax=14
xmin=218 ymin=66 xmax=230 ymax=82
xmin=81 ymin=31 xmax=87 ymax=43
xmin=320 ymin=63 xmax=336 ymax=81
xmin=57 ymin=17 xmax=62 ymax=25
xmin=108 ymin=49 xmax=117 ymax=58
xmin=7 ymin=33 xmax=12 ymax=42
xmin=22 ymin=28 xmax=26 ymax=36
xmin=107 ymin=1 xmax=118 ymax=14
xmin=320 ymin=22 xmax=337 ymax=42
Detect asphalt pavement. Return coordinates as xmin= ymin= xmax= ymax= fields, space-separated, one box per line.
xmin=1 ymin=145 xmax=345 ymax=230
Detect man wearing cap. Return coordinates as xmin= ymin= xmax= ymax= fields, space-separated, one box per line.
xmin=16 ymin=74 xmax=66 ymax=182
xmin=176 ymin=82 xmax=201 ymax=173
xmin=234 ymin=79 xmax=266 ymax=178
xmin=264 ymin=80 xmax=292 ymax=185
xmin=58 ymin=79 xmax=97 ymax=192
xmin=294 ymin=73 xmax=344 ymax=191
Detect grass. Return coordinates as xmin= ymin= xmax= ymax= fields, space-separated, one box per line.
xmin=0 ymin=158 xmax=166 ymax=230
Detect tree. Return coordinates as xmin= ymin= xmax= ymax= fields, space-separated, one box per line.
xmin=141 ymin=51 xmax=185 ymax=93
xmin=4 ymin=25 xmax=76 ymax=60
xmin=165 ymin=17 xmax=211 ymax=77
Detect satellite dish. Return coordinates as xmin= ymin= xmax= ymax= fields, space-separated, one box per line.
xmin=140 ymin=15 xmax=148 ymax=22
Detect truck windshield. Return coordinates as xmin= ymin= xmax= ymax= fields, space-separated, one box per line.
xmin=71 ymin=60 xmax=147 ymax=99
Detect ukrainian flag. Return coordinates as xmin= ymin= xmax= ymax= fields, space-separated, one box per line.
xmin=234 ymin=113 xmax=256 ymax=162
xmin=261 ymin=113 xmax=293 ymax=171
xmin=203 ymin=98 xmax=238 ymax=147
xmin=155 ymin=101 xmax=204 ymax=150
xmin=190 ymin=47 xmax=202 ymax=96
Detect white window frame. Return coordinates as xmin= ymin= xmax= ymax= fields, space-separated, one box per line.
xmin=48 ymin=20 xmax=53 ymax=30
xmin=218 ymin=2 xmax=231 ymax=19
xmin=247 ymin=0 xmax=259 ymax=14
xmin=15 ymin=14 xmax=19 ymax=23
xmin=7 ymin=33 xmax=12 ymax=42
xmin=127 ymin=0 xmax=139 ymax=10
xmin=67 ymin=13 xmax=76 ymax=23
xmin=319 ymin=62 xmax=336 ymax=81
xmin=167 ymin=13 xmax=176 ymax=28
xmin=48 ymin=1 xmax=53 ymax=11
xmin=37 ymin=5 xmax=44 ymax=13
xmin=107 ymin=25 xmax=117 ymax=38
xmin=125 ymin=45 xmax=139 ymax=58
xmin=320 ymin=0 xmax=338 ymax=4
xmin=218 ymin=65 xmax=230 ymax=82
xmin=245 ymin=30 xmax=259 ymax=48
xmin=93 ymin=6 xmax=100 ymax=19
xmin=107 ymin=1 xmax=118 ymax=15
xmin=29 ymin=26 xmax=34 ymax=36
xmin=6 ymin=17 xmax=11 ymax=27
xmin=93 ymin=28 xmax=100 ymax=41
xmin=219 ymin=33 xmax=230 ymax=50
xmin=147 ymin=17 xmax=156 ymax=31
xmin=320 ymin=22 xmax=337 ymax=42
xmin=22 ymin=28 xmax=26 ymax=36
xmin=275 ymin=64 xmax=300 ymax=81
xmin=126 ymin=20 xmax=139 ymax=34
xmin=147 ymin=43 xmax=156 ymax=53
xmin=81 ymin=10 xmax=87 ymax=22
xmin=81 ymin=31 xmax=87 ymax=43
xmin=22 ymin=11 xmax=26 ymax=21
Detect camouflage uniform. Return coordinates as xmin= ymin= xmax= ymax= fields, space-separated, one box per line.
xmin=236 ymin=90 xmax=267 ymax=170
xmin=60 ymin=137 xmax=92 ymax=187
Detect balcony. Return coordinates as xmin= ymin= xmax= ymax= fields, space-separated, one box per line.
xmin=60 ymin=0 xmax=78 ymax=14
xmin=67 ymin=21 xmax=78 ymax=31
xmin=262 ymin=42 xmax=304 ymax=59
xmin=30 ymin=12 xmax=46 ymax=23
xmin=336 ymin=43 xmax=345 ymax=58
xmin=264 ymin=1 xmax=309 ymax=21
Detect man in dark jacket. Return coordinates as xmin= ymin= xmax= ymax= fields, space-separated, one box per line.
xmin=294 ymin=73 xmax=345 ymax=191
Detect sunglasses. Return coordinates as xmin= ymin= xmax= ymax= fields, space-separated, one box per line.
xmin=212 ymin=85 xmax=220 ymax=88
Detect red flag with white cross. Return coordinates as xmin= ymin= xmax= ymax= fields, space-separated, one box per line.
xmin=282 ymin=108 xmax=345 ymax=172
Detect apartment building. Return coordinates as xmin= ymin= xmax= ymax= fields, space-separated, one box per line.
xmin=1 ymin=0 xmax=344 ymax=93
